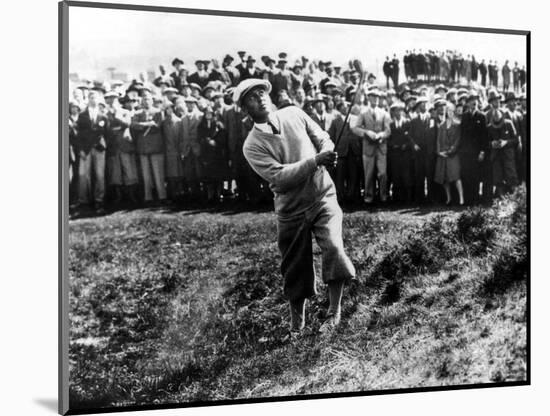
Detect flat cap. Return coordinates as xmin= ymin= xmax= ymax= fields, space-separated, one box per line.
xmin=233 ymin=79 xmax=272 ymax=105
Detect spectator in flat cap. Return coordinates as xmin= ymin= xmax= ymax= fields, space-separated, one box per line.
xmin=75 ymin=89 xmax=109 ymax=213
xmin=188 ymin=60 xmax=210 ymax=89
xmin=351 ymin=87 xmax=391 ymax=204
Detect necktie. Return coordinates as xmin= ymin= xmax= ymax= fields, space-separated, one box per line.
xmin=267 ymin=119 xmax=279 ymax=135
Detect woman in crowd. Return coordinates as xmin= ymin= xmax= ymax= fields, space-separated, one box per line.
xmin=434 ymin=101 xmax=465 ymax=205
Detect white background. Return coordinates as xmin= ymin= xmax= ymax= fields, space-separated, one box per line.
xmin=0 ymin=0 xmax=546 ymax=415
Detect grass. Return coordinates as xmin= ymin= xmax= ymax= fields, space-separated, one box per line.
xmin=68 ymin=186 xmax=527 ymax=410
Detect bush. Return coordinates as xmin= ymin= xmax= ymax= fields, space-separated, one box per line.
xmin=455 ymin=207 xmax=497 ymax=256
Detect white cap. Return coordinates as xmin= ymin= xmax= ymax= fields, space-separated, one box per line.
xmin=233 ymin=79 xmax=272 ymax=106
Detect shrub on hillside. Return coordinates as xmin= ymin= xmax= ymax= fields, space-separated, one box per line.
xmin=455 ymin=207 xmax=497 ymax=256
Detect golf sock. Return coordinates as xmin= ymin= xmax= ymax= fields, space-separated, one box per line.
xmin=327 ymin=281 xmax=344 ymax=317
xmin=289 ymin=298 xmax=306 ymax=331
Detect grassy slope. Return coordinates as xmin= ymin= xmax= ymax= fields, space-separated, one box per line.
xmin=68 ymin=188 xmax=527 ymax=409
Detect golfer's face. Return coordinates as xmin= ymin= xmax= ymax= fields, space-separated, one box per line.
xmin=244 ymin=87 xmax=270 ymax=118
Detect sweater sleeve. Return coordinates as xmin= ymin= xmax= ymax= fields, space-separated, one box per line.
xmin=243 ymin=139 xmax=318 ymax=192
xmin=299 ymin=108 xmax=334 ymax=152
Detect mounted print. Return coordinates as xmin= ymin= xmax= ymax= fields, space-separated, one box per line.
xmin=59 ymin=1 xmax=530 ymax=414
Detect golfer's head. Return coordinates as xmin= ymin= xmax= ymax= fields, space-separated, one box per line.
xmin=234 ymin=79 xmax=272 ymax=120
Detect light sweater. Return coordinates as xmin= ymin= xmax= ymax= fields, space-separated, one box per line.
xmin=243 ymin=105 xmax=336 ymax=217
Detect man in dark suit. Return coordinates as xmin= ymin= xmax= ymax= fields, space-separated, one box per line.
xmin=169 ymin=58 xmax=184 ymax=90
xmin=387 ymin=102 xmax=413 ymax=203
xmin=328 ymin=101 xmax=362 ymax=202
xmin=383 ymin=57 xmax=393 ymax=89
xmin=408 ymin=97 xmax=432 ymax=203
xmin=271 ymin=56 xmax=292 ymax=102
xmin=238 ymin=55 xmax=263 ymax=81
xmin=459 ymin=93 xmax=489 ymax=204
xmin=187 ymin=60 xmax=210 ymax=89
xmin=512 ymin=62 xmax=520 ymax=93
xmin=479 ymin=60 xmax=488 ymax=87
xmin=76 ymin=90 xmax=109 ymax=212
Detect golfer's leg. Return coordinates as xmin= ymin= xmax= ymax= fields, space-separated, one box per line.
xmin=312 ymin=199 xmax=355 ymax=316
xmin=277 ymin=215 xmax=315 ymax=330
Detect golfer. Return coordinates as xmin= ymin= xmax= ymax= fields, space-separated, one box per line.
xmin=235 ymin=78 xmax=356 ymax=334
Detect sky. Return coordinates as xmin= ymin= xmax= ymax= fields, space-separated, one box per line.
xmin=68 ymin=6 xmax=527 ymax=81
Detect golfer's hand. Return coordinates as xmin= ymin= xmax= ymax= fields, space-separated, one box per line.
xmin=315 ymin=151 xmax=338 ymax=168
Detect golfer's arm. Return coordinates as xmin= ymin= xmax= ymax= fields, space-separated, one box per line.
xmin=243 ymin=144 xmax=317 ymax=192
xmin=301 ymin=109 xmax=334 ymax=152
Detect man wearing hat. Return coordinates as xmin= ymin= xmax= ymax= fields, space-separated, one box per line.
xmin=261 ymin=56 xmax=277 ymax=89
xmin=351 ymin=89 xmax=391 ymax=204
xmin=235 ymin=51 xmax=247 ymax=75
xmin=310 ymin=93 xmax=333 ymax=131
xmin=75 ymin=89 xmax=109 ymax=213
xmin=486 ymin=105 xmax=519 ymax=197
xmin=391 ymin=54 xmax=400 ymax=88
xmin=459 ymin=92 xmax=489 ymax=204
xmin=179 ymin=97 xmax=204 ymax=200
xmin=236 ymin=78 xmax=356 ymax=334
xmin=104 ymin=91 xmax=139 ymax=205
xmin=383 ymin=56 xmax=393 ymax=89
xmin=170 ymin=58 xmax=185 ymax=90
xmin=222 ymin=54 xmax=240 ymax=87
xmin=271 ymin=54 xmax=292 ymax=104
xmin=290 ymin=60 xmax=305 ymax=95
xmin=188 ymin=60 xmax=210 ymax=89
xmin=408 ymin=96 xmax=433 ymax=203
xmin=238 ymin=56 xmax=262 ymax=81
xmin=328 ymin=101 xmax=362 ymax=203
xmin=502 ymin=92 xmax=524 ymax=182
xmin=131 ymin=90 xmax=167 ymax=204
xmin=387 ymin=101 xmax=413 ymax=203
